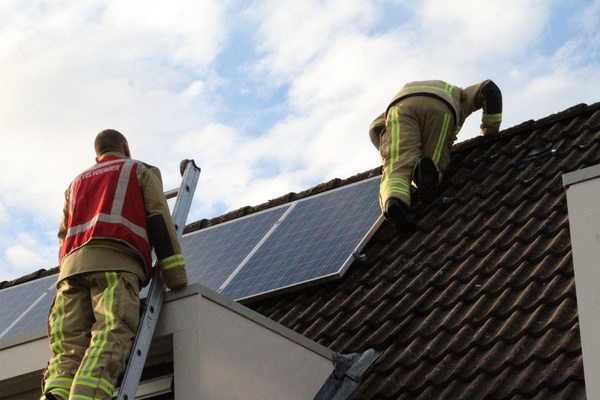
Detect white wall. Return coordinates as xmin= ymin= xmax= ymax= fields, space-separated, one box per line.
xmin=157 ymin=285 xmax=334 ymax=399
xmin=564 ymin=164 xmax=600 ymax=400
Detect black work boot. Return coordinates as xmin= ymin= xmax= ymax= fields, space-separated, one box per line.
xmin=413 ymin=156 xmax=440 ymax=205
xmin=384 ymin=198 xmax=415 ymax=232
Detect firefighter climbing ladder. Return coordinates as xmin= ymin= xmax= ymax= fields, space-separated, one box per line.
xmin=116 ymin=159 xmax=201 ymax=400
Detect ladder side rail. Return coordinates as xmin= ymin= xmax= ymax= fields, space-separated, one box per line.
xmin=117 ymin=160 xmax=200 ymax=400
xmin=171 ymin=160 xmax=201 ymax=239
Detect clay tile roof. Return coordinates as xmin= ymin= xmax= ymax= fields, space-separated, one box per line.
xmin=241 ymin=102 xmax=600 ymax=399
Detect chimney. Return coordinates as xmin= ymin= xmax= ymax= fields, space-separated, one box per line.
xmin=563 ymin=164 xmax=600 ymax=400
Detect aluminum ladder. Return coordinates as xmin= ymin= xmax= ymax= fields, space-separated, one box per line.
xmin=116 ymin=159 xmax=201 ymax=400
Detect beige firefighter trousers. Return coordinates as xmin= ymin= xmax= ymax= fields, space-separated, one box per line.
xmin=41 ymin=271 xmax=141 ymax=400
xmin=379 ymin=95 xmax=457 ymax=209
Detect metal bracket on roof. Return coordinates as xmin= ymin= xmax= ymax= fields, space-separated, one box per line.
xmin=351 ymin=250 xmax=367 ymax=262
xmin=313 ymin=348 xmax=379 ymax=400
xmin=515 ymin=137 xmax=567 ymax=171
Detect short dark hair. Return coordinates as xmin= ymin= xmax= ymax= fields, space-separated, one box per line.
xmin=94 ymin=129 xmax=128 ymax=156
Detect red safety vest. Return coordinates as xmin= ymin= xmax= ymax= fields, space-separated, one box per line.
xmin=60 ymin=156 xmax=153 ymax=276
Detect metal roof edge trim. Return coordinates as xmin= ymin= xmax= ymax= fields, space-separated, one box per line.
xmin=0 ymin=327 xmax=46 ymax=351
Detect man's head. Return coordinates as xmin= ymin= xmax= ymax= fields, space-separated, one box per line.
xmin=94 ymin=129 xmax=131 ymax=159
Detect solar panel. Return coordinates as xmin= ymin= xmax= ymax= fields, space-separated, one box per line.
xmin=2 ymin=278 xmax=57 ymax=339
xmin=220 ymin=176 xmax=382 ymax=301
xmin=181 ymin=205 xmax=291 ymax=291
xmin=0 ymin=275 xmax=57 ymax=340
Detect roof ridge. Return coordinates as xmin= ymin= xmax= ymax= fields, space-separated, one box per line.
xmin=453 ymin=101 xmax=600 ymax=153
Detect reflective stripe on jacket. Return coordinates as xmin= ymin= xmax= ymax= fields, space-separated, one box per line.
xmin=60 ymin=156 xmax=153 ymax=274
xmin=386 ymin=80 xmax=462 ymax=123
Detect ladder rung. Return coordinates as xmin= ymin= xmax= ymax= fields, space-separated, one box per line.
xmin=164 ymin=188 xmax=179 ymax=199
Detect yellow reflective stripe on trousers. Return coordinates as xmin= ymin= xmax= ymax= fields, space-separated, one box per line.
xmin=45 ymin=377 xmax=73 ymax=391
xmin=382 ymin=107 xmax=411 ymax=200
xmin=390 ymin=107 xmax=401 ymax=168
xmin=432 ymin=113 xmax=451 ymax=164
xmin=73 ymin=375 xmax=114 ymax=397
xmin=47 ymin=287 xmax=67 ymax=383
xmin=383 ymin=106 xmax=402 ymax=182
xmin=80 ymin=272 xmax=117 ymax=377
xmin=44 ymin=376 xmax=71 ymax=399
xmin=383 ymin=178 xmax=410 ymax=199
xmin=47 ymin=387 xmax=70 ymax=400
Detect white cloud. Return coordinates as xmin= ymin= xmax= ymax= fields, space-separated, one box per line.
xmin=418 ymin=0 xmax=552 ymax=59
xmin=1 ymin=232 xmax=57 ymax=282
xmin=101 ymin=0 xmax=226 ymax=67
xmin=250 ymin=0 xmax=377 ymax=81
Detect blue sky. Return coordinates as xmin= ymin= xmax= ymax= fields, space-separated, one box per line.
xmin=1 ymin=0 xmax=600 ymax=282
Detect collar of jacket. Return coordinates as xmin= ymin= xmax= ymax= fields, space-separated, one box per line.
xmin=97 ymin=151 xmax=129 ymax=163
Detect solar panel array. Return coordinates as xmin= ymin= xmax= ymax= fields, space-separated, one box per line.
xmin=220 ymin=177 xmax=381 ymax=300
xmin=0 ymin=175 xmax=382 ymax=342
xmin=182 ymin=176 xmax=382 ymax=301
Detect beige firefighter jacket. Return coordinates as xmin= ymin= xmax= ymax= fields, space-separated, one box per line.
xmin=369 ymin=79 xmax=502 ymax=149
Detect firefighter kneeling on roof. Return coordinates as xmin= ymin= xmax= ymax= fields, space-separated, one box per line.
xmin=41 ymin=129 xmax=188 ymax=400
xmin=370 ymin=79 xmax=503 ymax=232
